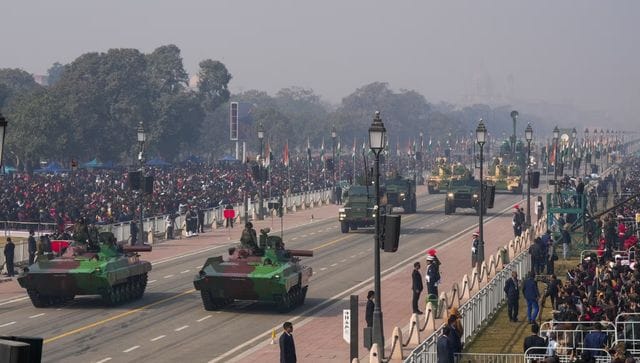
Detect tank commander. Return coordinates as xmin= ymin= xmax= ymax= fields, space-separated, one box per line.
xmin=240 ymin=222 xmax=258 ymax=250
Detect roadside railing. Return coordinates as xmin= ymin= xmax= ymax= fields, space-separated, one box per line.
xmin=539 ymin=320 xmax=616 ymax=353
xmin=614 ymin=312 xmax=640 ymax=355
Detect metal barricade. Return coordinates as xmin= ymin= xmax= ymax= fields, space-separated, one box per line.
xmin=525 ymin=347 xmax=611 ymax=363
xmin=539 ymin=320 xmax=616 ymax=353
xmin=405 ymin=252 xmax=531 ymax=362
xmin=615 ymin=312 xmax=640 ymax=355
xmin=455 ymin=352 xmax=523 ymax=363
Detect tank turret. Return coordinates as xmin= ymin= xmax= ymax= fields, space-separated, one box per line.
xmin=193 ymin=228 xmax=313 ymax=312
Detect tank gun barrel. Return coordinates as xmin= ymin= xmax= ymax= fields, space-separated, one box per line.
xmin=122 ymin=245 xmax=153 ymax=253
xmin=287 ymin=249 xmax=313 ymax=257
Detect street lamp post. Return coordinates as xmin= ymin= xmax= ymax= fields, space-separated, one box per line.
xmin=525 ymin=123 xmax=533 ymax=228
xmin=553 ymin=126 xmax=560 ymax=196
xmin=136 ymin=122 xmax=146 ymax=246
xmin=0 ymin=111 xmax=8 ymax=174
xmin=257 ymin=122 xmax=264 ymax=220
xmin=476 ymin=119 xmax=487 ymax=266
xmin=600 ymin=129 xmax=604 ymax=171
xmin=368 ymin=111 xmax=386 ymax=356
xmin=584 ymin=128 xmax=589 ymax=177
xmin=571 ymin=128 xmax=577 ymax=177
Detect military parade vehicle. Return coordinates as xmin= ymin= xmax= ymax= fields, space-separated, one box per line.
xmin=17 ymin=229 xmax=152 ymax=307
xmin=338 ymin=184 xmax=377 ymax=233
xmin=193 ymin=228 xmax=313 ymax=312
xmin=444 ymin=177 xmax=495 ymax=215
xmin=427 ymin=159 xmax=452 ymax=194
xmin=486 ymin=158 xmax=523 ymax=193
xmin=383 ymin=174 xmax=417 ymax=213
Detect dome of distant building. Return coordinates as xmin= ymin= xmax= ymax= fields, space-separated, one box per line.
xmin=188 ymin=74 xmax=199 ymax=89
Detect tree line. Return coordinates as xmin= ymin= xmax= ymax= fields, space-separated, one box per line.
xmin=0 ymin=44 xmax=539 ymax=171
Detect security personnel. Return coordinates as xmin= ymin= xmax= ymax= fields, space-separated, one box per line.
xmin=471 ymin=231 xmax=480 ymax=267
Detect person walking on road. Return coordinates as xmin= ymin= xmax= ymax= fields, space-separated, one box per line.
xmin=365 ymin=290 xmax=374 ymax=327
xmin=4 ymin=237 xmax=15 ymax=277
xmin=279 ymin=321 xmax=296 ymax=363
xmin=504 ymin=270 xmax=520 ymax=322
xmin=523 ymin=271 xmax=540 ymax=324
xmin=412 ymin=262 xmax=424 ymax=314
xmin=28 ymin=229 xmax=37 ymax=265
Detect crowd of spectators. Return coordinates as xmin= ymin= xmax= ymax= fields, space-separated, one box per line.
xmin=532 ymin=154 xmax=640 ymax=362
xmin=0 ymin=159 xmax=337 ymax=225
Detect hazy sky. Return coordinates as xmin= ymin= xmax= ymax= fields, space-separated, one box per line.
xmin=2 ymin=1 xmax=639 ymax=128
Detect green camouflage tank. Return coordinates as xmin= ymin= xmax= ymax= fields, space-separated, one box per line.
xmin=17 ymin=231 xmax=152 ymax=307
xmin=193 ymin=228 xmax=313 ymax=312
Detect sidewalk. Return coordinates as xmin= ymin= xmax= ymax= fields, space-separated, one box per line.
xmin=234 ymin=207 xmax=523 ymax=362
xmin=0 ymin=202 xmax=339 ymax=304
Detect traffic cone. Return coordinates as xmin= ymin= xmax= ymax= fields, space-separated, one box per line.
xmin=270 ymin=328 xmax=276 ymax=344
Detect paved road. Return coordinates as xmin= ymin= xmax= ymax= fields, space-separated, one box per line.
xmin=0 ymin=188 xmax=527 ymax=363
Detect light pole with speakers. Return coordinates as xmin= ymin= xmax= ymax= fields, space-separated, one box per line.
xmin=476 ymin=119 xmax=487 ymax=266
xmin=525 ymin=123 xmax=533 ymax=228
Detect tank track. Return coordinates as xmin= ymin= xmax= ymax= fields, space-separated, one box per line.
xmin=200 ymin=290 xmax=234 ymax=311
xmin=101 ymin=273 xmax=148 ymax=306
xmin=26 ymin=290 xmax=74 ymax=308
xmin=276 ymin=286 xmax=308 ymax=313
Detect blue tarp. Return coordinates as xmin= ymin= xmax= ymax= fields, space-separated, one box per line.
xmin=34 ymin=162 xmax=70 ymax=174
xmin=82 ymin=159 xmax=117 ymax=169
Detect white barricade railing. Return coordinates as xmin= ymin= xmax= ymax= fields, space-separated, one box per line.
xmin=539 ymin=320 xmax=616 ymax=353
xmin=615 ymin=312 xmax=640 ymax=354
xmin=524 ymin=347 xmax=611 ymax=363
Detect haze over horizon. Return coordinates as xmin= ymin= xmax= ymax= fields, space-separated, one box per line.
xmin=2 ymin=0 xmax=639 ymax=129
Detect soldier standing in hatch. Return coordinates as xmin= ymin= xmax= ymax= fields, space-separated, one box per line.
xmin=240 ymin=222 xmax=258 ymax=250
xmin=28 ymin=229 xmax=37 ymax=265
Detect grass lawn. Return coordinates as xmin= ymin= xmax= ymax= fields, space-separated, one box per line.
xmin=463 ymin=258 xmax=578 ymax=354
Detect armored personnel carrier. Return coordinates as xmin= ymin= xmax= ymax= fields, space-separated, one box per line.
xmin=193 ymin=228 xmax=313 ymax=312
xmin=427 ymin=159 xmax=451 ymax=194
xmin=17 ymin=230 xmax=152 ymax=307
xmin=444 ymin=177 xmax=495 ymax=215
xmin=384 ymin=174 xmax=417 ymax=213
xmin=486 ymin=158 xmax=523 ymax=193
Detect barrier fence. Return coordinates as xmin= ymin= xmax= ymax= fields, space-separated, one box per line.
xmin=1 ymin=187 xmax=334 ymax=268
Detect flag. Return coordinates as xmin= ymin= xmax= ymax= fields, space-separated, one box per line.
xmin=307 ymin=137 xmax=311 ymax=162
xmin=264 ymin=141 xmax=271 ymax=168
xmin=428 ymin=138 xmax=432 ymax=151
xmin=352 ymin=137 xmax=356 ymax=160
xmin=320 ymin=137 xmax=325 ymax=162
xmin=283 ymin=139 xmax=289 ymax=167
xmin=336 ymin=138 xmax=341 ymax=157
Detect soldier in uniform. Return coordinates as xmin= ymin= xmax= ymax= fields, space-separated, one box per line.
xmin=471 ymin=231 xmax=480 ymax=268
xmin=240 ymin=222 xmax=258 ymax=250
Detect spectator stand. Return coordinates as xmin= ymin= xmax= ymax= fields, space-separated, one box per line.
xmin=546 ymin=189 xmax=588 ymax=245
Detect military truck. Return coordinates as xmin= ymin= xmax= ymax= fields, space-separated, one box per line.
xmin=384 ymin=175 xmax=417 ymax=213
xmin=427 ymin=159 xmax=452 ymax=194
xmin=444 ymin=178 xmax=495 ymax=215
xmin=339 ymin=185 xmax=376 ymax=233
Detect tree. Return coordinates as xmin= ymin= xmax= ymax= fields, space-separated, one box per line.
xmin=197 ymin=59 xmax=232 ymax=113
xmin=0 ymin=68 xmax=41 ymax=108
xmin=146 ymin=44 xmax=188 ymax=95
xmin=47 ymin=62 xmax=66 ymax=86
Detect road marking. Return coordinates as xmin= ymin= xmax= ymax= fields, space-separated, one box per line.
xmin=330 ymin=263 xmax=337 ymax=267
xmin=317 ymin=229 xmax=324 ymax=233
xmin=175 ymin=325 xmax=189 ymax=331
xmin=164 ymin=274 xmax=174 ymax=279
xmin=44 ymin=289 xmax=196 ymax=344
xmin=309 ymin=232 xmax=315 ymax=235
xmin=180 ymin=270 xmax=190 ymax=274
xmin=301 ymin=235 xmax=307 ymax=237
xmin=148 ymin=280 xmax=157 ymax=284
xmin=340 ymin=259 xmax=346 ymax=262
xmin=291 ymin=237 xmax=298 ymax=240
xmin=197 ymin=315 xmax=212 ymax=322
xmin=29 ymin=313 xmax=45 ymax=319
xmin=195 ymin=266 xmax=202 ymax=269
xmin=123 ymin=345 xmax=140 ymax=353
xmin=350 ymin=255 xmax=356 ymax=258
xmin=311 ymin=235 xmax=350 ymax=251
xmin=0 ymin=296 xmax=29 ymax=307
xmin=151 ymin=335 xmax=166 ymax=342
xmin=320 ymin=267 xmax=327 ymax=271
xmin=96 ymin=358 xmax=112 ymax=363
xmin=0 ymin=321 xmax=16 ymax=327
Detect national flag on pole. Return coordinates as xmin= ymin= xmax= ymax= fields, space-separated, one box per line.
xmin=320 ymin=137 xmax=325 ymax=162
xmin=352 ymin=137 xmax=356 ymax=160
xmin=307 ymin=137 xmax=311 ymax=162
xmin=264 ymin=141 xmax=271 ymax=168
xmin=283 ymin=140 xmax=289 ymax=167
xmin=336 ymin=138 xmax=341 ymax=157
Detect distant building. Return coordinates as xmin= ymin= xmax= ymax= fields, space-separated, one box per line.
xmin=33 ymin=74 xmax=49 ymax=86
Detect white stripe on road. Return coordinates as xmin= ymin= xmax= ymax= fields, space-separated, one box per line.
xmin=175 ymin=325 xmax=189 ymax=331
xmin=197 ymin=315 xmax=212 ymax=322
xmin=0 ymin=296 xmax=29 ymax=307
xmin=330 ymin=263 xmax=337 ymax=267
xmin=320 ymin=267 xmax=327 ymax=271
xmin=350 ymin=255 xmax=356 ymax=258
xmin=0 ymin=321 xmax=16 ymax=327
xmin=340 ymin=259 xmax=346 ymax=262
xmin=180 ymin=270 xmax=190 ymax=274
xmin=291 ymin=237 xmax=298 ymax=240
xmin=150 ymin=335 xmax=166 ymax=342
xmin=148 ymin=280 xmax=157 ymax=284
xmin=96 ymin=358 xmax=112 ymax=363
xmin=123 ymin=345 xmax=140 ymax=353
xmin=164 ymin=274 xmax=174 ymax=279
xmin=29 ymin=313 xmax=45 ymax=319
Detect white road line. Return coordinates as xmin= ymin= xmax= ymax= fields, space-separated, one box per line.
xmin=29 ymin=313 xmax=45 ymax=319
xmin=96 ymin=358 xmax=112 ymax=363
xmin=330 ymin=263 xmax=337 ymax=267
xmin=340 ymin=259 xmax=346 ymax=262
xmin=148 ymin=280 xmax=157 ymax=284
xmin=309 ymin=232 xmax=315 ymax=235
xmin=291 ymin=237 xmax=298 ymax=240
xmin=301 ymin=235 xmax=307 ymax=237
xmin=150 ymin=335 xmax=166 ymax=342
xmin=123 ymin=345 xmax=140 ymax=353
xmin=0 ymin=296 xmax=29 ymax=307
xmin=163 ymin=274 xmax=174 ymax=279
xmin=175 ymin=325 xmax=189 ymax=331
xmin=180 ymin=270 xmax=190 ymax=274
xmin=317 ymin=230 xmax=324 ymax=233
xmin=358 ymin=251 xmax=365 ymax=255
xmin=195 ymin=266 xmax=202 ymax=269
xmin=0 ymin=321 xmax=16 ymax=327
xmin=350 ymin=255 xmax=356 ymax=258
xmin=197 ymin=315 xmax=212 ymax=322
xmin=320 ymin=267 xmax=327 ymax=271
